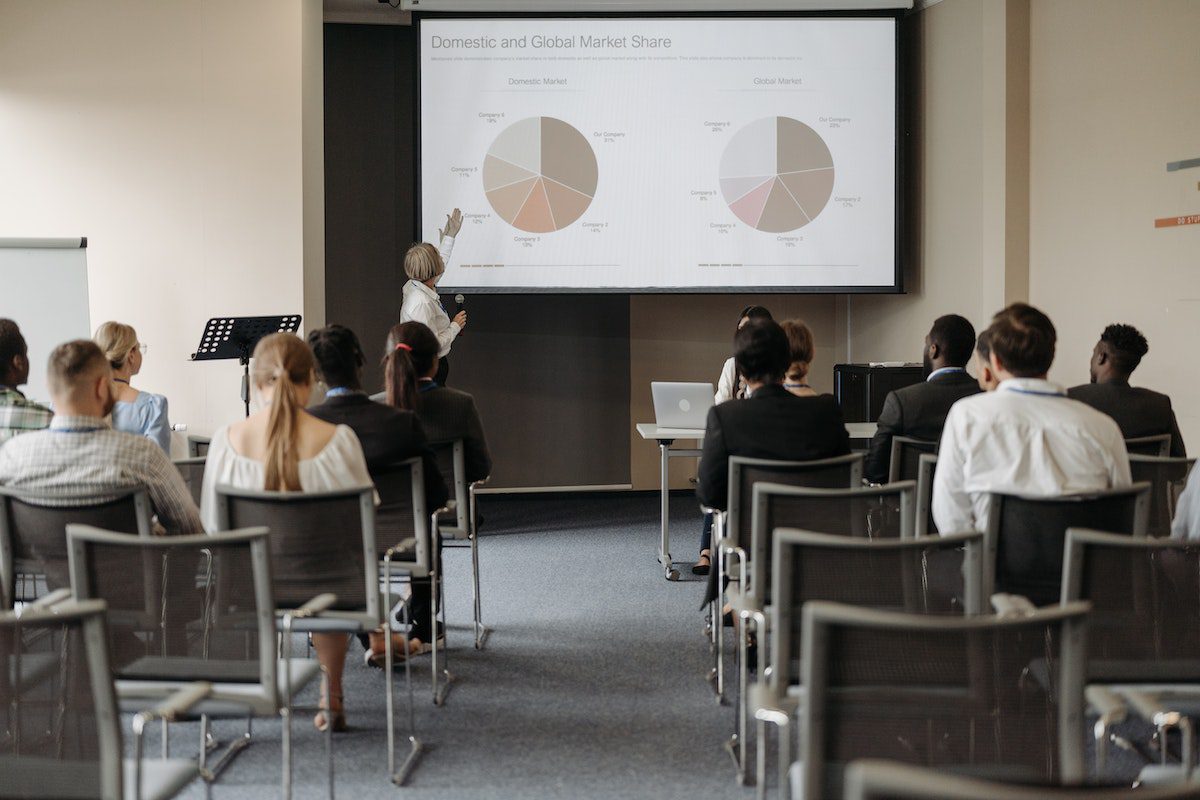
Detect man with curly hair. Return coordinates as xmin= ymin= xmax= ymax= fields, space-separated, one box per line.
xmin=1067 ymin=323 xmax=1186 ymax=457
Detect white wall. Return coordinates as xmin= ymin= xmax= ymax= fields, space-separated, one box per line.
xmin=0 ymin=0 xmax=323 ymax=451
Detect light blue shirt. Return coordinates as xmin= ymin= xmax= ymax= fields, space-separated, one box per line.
xmin=111 ymin=391 xmax=171 ymax=454
xmin=926 ymin=367 xmax=967 ymax=382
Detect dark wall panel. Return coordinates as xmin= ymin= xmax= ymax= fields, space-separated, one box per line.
xmin=324 ymin=24 xmax=631 ymax=489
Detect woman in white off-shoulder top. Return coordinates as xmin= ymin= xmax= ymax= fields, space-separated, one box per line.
xmin=199 ymin=333 xmax=372 ymax=734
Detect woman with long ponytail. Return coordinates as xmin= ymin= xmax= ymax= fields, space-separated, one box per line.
xmin=199 ymin=332 xmax=373 ymax=733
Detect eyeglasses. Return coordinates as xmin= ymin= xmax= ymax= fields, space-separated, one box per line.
xmin=136 ymin=344 xmax=149 ymax=354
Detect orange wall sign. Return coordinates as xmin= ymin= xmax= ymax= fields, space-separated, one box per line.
xmin=1155 ymin=214 xmax=1200 ymax=228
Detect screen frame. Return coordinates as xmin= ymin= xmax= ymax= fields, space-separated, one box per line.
xmin=413 ymin=9 xmax=906 ymax=294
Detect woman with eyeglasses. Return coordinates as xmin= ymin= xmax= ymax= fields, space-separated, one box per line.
xmin=94 ymin=321 xmax=171 ymax=452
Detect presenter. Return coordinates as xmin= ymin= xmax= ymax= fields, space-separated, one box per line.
xmin=400 ymin=208 xmax=467 ymax=386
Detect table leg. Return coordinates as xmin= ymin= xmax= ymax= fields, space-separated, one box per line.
xmin=658 ymin=442 xmax=679 ymax=581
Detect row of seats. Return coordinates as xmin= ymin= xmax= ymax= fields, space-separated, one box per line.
xmin=0 ymin=440 xmax=478 ymax=799
xmin=702 ymin=442 xmax=1198 ymax=799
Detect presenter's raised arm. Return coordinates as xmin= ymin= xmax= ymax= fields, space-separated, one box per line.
xmin=438 ymin=208 xmax=463 ymax=242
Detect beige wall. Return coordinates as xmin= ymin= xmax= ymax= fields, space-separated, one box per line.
xmin=0 ymin=0 xmax=324 ymax=453
xmin=1029 ymin=0 xmax=1200 ymax=449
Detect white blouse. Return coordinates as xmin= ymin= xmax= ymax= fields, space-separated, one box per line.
xmin=399 ymin=235 xmax=459 ymax=358
xmin=199 ymin=423 xmax=373 ymax=533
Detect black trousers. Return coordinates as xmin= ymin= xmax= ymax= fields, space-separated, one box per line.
xmin=434 ymin=355 xmax=450 ymax=387
xmin=405 ymin=533 xmax=442 ymax=642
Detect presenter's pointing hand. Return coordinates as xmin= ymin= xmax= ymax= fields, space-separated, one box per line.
xmin=453 ymin=310 xmax=467 ymax=329
xmin=440 ymin=208 xmax=463 ymax=239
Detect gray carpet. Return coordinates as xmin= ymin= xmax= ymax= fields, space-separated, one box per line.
xmin=128 ymin=493 xmax=1159 ymax=798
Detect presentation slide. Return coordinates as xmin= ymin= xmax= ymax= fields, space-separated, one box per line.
xmin=419 ymin=17 xmax=897 ymax=292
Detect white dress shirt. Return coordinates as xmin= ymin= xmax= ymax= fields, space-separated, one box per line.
xmin=932 ymin=378 xmax=1131 ymax=534
xmin=400 ymin=235 xmax=459 ymax=358
xmin=1171 ymin=466 xmax=1200 ymax=541
xmin=715 ymin=357 xmax=739 ymax=404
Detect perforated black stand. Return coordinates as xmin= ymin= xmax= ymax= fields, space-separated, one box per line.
xmin=189 ymin=315 xmax=302 ymax=417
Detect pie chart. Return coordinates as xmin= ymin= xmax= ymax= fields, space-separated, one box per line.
xmin=482 ymin=117 xmax=598 ymax=233
xmin=719 ymin=117 xmax=835 ymax=233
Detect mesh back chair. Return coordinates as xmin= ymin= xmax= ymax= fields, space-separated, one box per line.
xmin=1062 ymin=529 xmax=1200 ymax=779
xmin=0 ymin=485 xmax=153 ymax=609
xmin=844 ymin=759 xmax=1200 ymax=800
xmin=430 ymin=438 xmax=491 ymax=649
xmin=1129 ymin=455 xmax=1196 ymax=537
xmin=795 ymin=600 xmax=1089 ymax=800
xmin=171 ymin=457 xmax=206 ymax=508
xmin=65 ymin=525 xmax=328 ymax=799
xmin=708 ymin=453 xmax=864 ymax=703
xmin=749 ymin=530 xmax=984 ymax=799
xmin=0 ymin=597 xmax=208 ymax=800
xmin=214 ymin=483 xmax=426 ymax=785
xmin=888 ymin=436 xmax=938 ymax=484
xmin=916 ymin=453 xmax=938 ymax=536
xmin=1126 ymin=434 xmax=1172 ymax=458
xmin=186 ymin=435 xmax=211 ymax=458
xmin=984 ymin=483 xmax=1150 ymax=606
xmin=369 ymin=458 xmax=453 ymax=707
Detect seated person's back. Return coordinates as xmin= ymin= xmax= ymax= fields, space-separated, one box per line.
xmin=0 ymin=340 xmax=201 ymax=535
xmin=1066 ymin=323 xmax=1186 ymax=457
xmin=94 ymin=320 xmax=171 ymax=453
xmin=933 ymin=303 xmax=1131 ymax=534
xmin=864 ymin=314 xmax=981 ymax=484
xmin=697 ymin=319 xmax=850 ymax=511
xmin=0 ymin=319 xmax=53 ymax=444
xmin=306 ymin=325 xmax=448 ymax=508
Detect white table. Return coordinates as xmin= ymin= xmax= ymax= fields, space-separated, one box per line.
xmin=635 ymin=421 xmax=879 ymax=582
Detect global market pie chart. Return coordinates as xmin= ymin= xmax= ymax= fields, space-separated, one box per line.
xmin=719 ymin=116 xmax=835 ymax=233
xmin=483 ymin=116 xmax=598 ymax=233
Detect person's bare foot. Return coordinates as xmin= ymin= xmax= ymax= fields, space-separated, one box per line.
xmin=364 ymin=631 xmax=431 ymax=668
xmin=314 ymin=688 xmax=346 ymax=732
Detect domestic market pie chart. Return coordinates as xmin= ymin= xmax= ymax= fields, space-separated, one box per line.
xmin=719 ymin=117 xmax=835 ymax=233
xmin=482 ymin=117 xmax=598 ymax=233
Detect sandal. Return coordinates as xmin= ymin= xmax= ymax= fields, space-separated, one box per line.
xmin=314 ymin=693 xmax=346 ymax=733
xmin=692 ymin=550 xmax=711 ymax=576
xmin=363 ymin=633 xmax=436 ymax=670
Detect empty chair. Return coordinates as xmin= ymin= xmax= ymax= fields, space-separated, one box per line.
xmin=843 ymin=759 xmax=1200 ymax=800
xmin=1062 ymin=528 xmax=1200 ymax=778
xmin=887 ymin=435 xmax=937 ymax=484
xmin=1126 ymin=434 xmax=1172 ymax=458
xmin=0 ymin=485 xmax=152 ymax=608
xmin=429 ymin=438 xmax=490 ymax=649
xmin=793 ymin=600 xmax=1089 ymax=800
xmin=0 ymin=596 xmax=208 ymax=800
xmin=66 ymin=525 xmax=330 ymax=799
xmin=1128 ymin=455 xmax=1196 ymax=537
xmin=984 ymin=483 xmax=1150 ymax=605
xmin=171 ymin=457 xmax=206 ymax=507
xmin=186 ymin=435 xmax=211 ymax=458
xmin=750 ymin=529 xmax=984 ymax=798
xmin=915 ymin=453 xmax=938 ymax=536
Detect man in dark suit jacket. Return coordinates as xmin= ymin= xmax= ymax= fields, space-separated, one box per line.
xmin=1067 ymin=323 xmax=1186 ymax=457
xmin=864 ymin=314 xmax=981 ymax=484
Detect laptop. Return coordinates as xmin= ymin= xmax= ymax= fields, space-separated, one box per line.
xmin=651 ymin=382 xmax=714 ymax=430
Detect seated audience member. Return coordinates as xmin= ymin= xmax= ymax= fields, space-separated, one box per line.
xmin=1171 ymin=466 xmax=1200 ymax=541
xmin=932 ymin=303 xmax=1131 ymax=534
xmin=198 ymin=333 xmax=373 ymax=733
xmin=94 ymin=321 xmax=171 ymax=453
xmin=715 ymin=305 xmax=773 ymax=403
xmin=1067 ymin=323 xmax=1186 ymax=457
xmin=306 ymin=324 xmax=449 ymax=508
xmin=0 ymin=319 xmax=52 ymax=443
xmin=0 ymin=340 xmax=201 ymax=534
xmin=974 ymin=329 xmax=999 ymax=391
xmin=780 ymin=318 xmax=817 ymax=397
xmin=864 ymin=314 xmax=980 ymax=484
xmin=696 ymin=319 xmax=851 ymax=578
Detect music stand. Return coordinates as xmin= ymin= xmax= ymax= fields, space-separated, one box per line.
xmin=189 ymin=315 xmax=302 ymax=417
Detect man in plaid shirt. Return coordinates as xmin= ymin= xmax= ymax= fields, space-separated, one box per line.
xmin=0 ymin=339 xmax=202 ymax=535
xmin=0 ymin=319 xmax=53 ymax=444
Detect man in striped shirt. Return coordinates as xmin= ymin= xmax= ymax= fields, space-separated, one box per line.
xmin=0 ymin=319 xmax=52 ymax=444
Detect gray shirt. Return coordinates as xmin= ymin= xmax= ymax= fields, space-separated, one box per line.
xmin=1171 ymin=466 xmax=1200 ymax=541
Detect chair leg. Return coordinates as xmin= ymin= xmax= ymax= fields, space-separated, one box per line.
xmin=756 ymin=718 xmax=767 ymax=800
xmin=737 ymin=618 xmax=749 ymax=784
xmin=282 ymin=616 xmax=295 ymax=800
xmin=432 ymin=566 xmax=452 ymax=706
xmin=386 ymin=576 xmax=423 ymax=787
xmin=715 ymin=547 xmax=725 ymax=703
xmin=779 ymin=723 xmax=791 ymax=800
xmin=470 ymin=528 xmax=489 ymax=650
xmin=322 ymin=666 xmax=335 ymax=800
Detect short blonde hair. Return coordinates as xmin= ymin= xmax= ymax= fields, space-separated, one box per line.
xmin=404 ymin=242 xmax=444 ymax=282
xmin=94 ymin=321 xmax=138 ymax=370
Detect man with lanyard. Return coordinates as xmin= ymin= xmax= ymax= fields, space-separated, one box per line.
xmin=932 ymin=303 xmax=1131 ymax=534
xmin=0 ymin=339 xmax=202 ymax=536
xmin=0 ymin=319 xmax=53 ymax=445
xmin=863 ymin=314 xmax=981 ymax=484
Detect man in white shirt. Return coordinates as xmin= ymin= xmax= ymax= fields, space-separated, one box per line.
xmin=932 ymin=303 xmax=1131 ymax=534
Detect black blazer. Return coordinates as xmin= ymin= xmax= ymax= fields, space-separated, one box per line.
xmin=1067 ymin=382 xmax=1187 ymax=457
xmin=864 ymin=370 xmax=982 ymax=484
xmin=696 ymin=384 xmax=851 ymax=511
xmin=308 ymin=393 xmax=449 ymax=508
xmin=414 ymin=385 xmax=493 ymax=485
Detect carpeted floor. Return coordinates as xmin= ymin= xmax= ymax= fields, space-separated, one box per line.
xmin=128 ymin=492 xmax=1158 ymax=798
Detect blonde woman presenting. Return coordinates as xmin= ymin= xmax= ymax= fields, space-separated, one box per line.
xmin=400 ymin=208 xmax=466 ymax=386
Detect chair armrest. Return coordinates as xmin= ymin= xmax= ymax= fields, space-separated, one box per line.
xmin=29 ymin=588 xmax=73 ymax=609
xmin=1087 ymin=685 xmax=1128 ymax=724
xmin=292 ymin=593 xmax=338 ymax=619
xmin=469 ymin=476 xmax=490 ymax=490
xmin=384 ymin=539 xmax=418 ymax=561
xmin=699 ymin=504 xmax=724 ymax=516
xmin=132 ymin=682 xmax=212 ymax=731
xmin=748 ymin=683 xmax=795 ymax=727
xmin=727 ymin=590 xmax=762 ymax=619
xmin=990 ymin=593 xmax=1037 ymax=617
